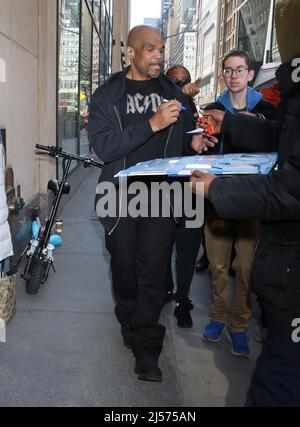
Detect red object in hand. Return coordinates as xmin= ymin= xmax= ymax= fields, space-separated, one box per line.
xmin=205 ymin=124 xmax=213 ymax=135
xmin=198 ymin=117 xmax=213 ymax=135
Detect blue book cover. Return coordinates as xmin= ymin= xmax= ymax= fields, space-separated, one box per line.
xmin=115 ymin=153 xmax=278 ymax=178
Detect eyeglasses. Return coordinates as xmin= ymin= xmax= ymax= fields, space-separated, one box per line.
xmin=223 ymin=66 xmax=249 ymax=77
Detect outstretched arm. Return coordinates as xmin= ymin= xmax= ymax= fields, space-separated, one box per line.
xmin=201 ymin=110 xmax=279 ymax=153
xmin=190 ymin=136 xmax=300 ymax=221
xmin=219 ymin=112 xmax=279 ymax=152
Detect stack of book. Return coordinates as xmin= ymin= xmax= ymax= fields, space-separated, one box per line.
xmin=115 ymin=153 xmax=278 ymax=178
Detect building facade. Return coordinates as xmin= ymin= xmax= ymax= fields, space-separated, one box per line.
xmin=57 ymin=0 xmax=115 ymax=164
xmin=238 ymin=0 xmax=280 ymax=71
xmin=161 ymin=0 xmax=173 ymax=38
xmin=217 ymin=0 xmax=242 ymax=93
xmin=0 ymin=0 xmax=129 ymax=256
xmin=195 ymin=0 xmax=220 ymax=105
xmin=181 ymin=31 xmax=197 ymax=80
xmin=164 ymin=1 xmax=177 ymax=71
xmin=112 ymin=0 xmax=131 ymax=72
xmin=144 ymin=18 xmax=159 ymax=27
xmin=163 ymin=0 xmax=197 ymax=78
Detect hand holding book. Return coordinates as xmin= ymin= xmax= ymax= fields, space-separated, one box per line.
xmin=190 ymin=170 xmax=217 ymax=198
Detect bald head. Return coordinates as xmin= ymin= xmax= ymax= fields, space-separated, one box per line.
xmin=127 ymin=25 xmax=162 ymax=49
xmin=126 ymin=25 xmax=164 ymax=80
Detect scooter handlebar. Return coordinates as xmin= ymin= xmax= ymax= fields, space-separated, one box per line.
xmin=36 ymin=144 xmax=104 ymax=168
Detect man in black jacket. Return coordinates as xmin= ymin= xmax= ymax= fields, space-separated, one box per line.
xmin=89 ymin=26 xmax=195 ymax=382
xmin=190 ymin=55 xmax=300 ymax=405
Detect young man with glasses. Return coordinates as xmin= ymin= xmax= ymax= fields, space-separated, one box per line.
xmin=209 ymin=51 xmax=278 ymax=142
xmin=199 ymin=51 xmax=278 ymax=357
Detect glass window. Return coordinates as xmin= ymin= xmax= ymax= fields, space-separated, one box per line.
xmin=100 ymin=44 xmax=106 ymax=84
xmin=92 ymin=26 xmax=100 ymax=94
xmin=271 ymin=21 xmax=281 ymax=63
xmin=100 ymin=0 xmax=106 ymax=39
xmin=57 ymin=0 xmax=80 ymax=169
xmin=238 ymin=0 xmax=272 ymax=71
xmin=57 ymin=0 xmax=114 ymax=172
xmin=93 ymin=0 xmax=101 ymax=30
xmin=80 ymin=0 xmax=93 ymax=156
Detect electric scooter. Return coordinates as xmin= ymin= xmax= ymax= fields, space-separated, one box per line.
xmin=20 ymin=144 xmax=103 ymax=295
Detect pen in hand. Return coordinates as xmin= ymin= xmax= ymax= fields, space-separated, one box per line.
xmin=162 ymin=99 xmax=187 ymax=111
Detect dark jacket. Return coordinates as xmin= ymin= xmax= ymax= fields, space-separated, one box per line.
xmin=205 ymin=86 xmax=279 ymax=154
xmin=208 ymin=61 xmax=300 ymax=331
xmin=89 ymin=68 xmax=194 ymax=234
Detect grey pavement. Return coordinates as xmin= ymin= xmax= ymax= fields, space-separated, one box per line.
xmin=0 ymin=168 xmax=262 ymax=407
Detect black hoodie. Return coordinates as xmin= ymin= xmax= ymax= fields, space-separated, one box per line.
xmin=89 ymin=68 xmax=195 ymax=233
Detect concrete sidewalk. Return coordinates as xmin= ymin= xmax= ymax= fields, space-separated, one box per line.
xmin=0 ymin=167 xmax=261 ymax=407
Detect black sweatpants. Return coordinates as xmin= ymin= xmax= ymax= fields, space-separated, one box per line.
xmin=246 ymin=328 xmax=300 ymax=407
xmin=168 ymin=221 xmax=203 ymax=304
xmin=105 ymin=216 xmax=176 ymax=356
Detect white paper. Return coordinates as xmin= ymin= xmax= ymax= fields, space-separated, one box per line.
xmin=0 ymin=319 xmax=6 ymax=343
xmin=185 ymin=164 xmax=212 ymax=169
xmin=186 ymin=128 xmax=205 ymax=134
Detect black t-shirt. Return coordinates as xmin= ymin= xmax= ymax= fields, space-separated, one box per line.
xmin=125 ymin=78 xmax=168 ymax=168
xmin=233 ymin=106 xmax=247 ymax=113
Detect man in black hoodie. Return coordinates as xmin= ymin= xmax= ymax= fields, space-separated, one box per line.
xmin=190 ymin=30 xmax=300 ymax=406
xmin=89 ymin=26 xmax=195 ymax=382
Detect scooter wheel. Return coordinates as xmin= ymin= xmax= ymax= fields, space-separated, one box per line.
xmin=25 ymin=259 xmax=46 ymax=295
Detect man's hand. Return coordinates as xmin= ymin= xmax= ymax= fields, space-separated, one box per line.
xmin=182 ymin=82 xmax=200 ymax=97
xmin=203 ymin=110 xmax=225 ymax=135
xmin=149 ymin=100 xmax=181 ymax=132
xmin=191 ymin=134 xmax=219 ymax=154
xmin=190 ymin=170 xmax=217 ymax=197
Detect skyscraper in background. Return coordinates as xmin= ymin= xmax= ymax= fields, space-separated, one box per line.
xmin=195 ymin=0 xmax=220 ymax=105
xmin=164 ymin=1 xmax=177 ymax=71
xmin=163 ymin=0 xmax=197 ymax=79
xmin=161 ymin=0 xmax=173 ymax=37
xmin=238 ymin=0 xmax=280 ymax=71
xmin=217 ymin=0 xmax=242 ymax=93
xmin=144 ymin=17 xmax=159 ymax=27
xmin=162 ymin=0 xmax=280 ymax=101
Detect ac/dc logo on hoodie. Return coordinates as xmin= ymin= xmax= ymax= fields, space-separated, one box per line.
xmin=127 ymin=93 xmax=163 ymax=115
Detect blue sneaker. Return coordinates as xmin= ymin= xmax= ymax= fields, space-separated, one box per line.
xmin=202 ymin=321 xmax=226 ymax=343
xmin=227 ymin=330 xmax=250 ymax=358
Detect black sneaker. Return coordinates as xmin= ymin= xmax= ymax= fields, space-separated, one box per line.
xmin=174 ymin=301 xmax=193 ymax=328
xmin=134 ymin=357 xmax=162 ymax=382
xmin=195 ymin=254 xmax=209 ymax=273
